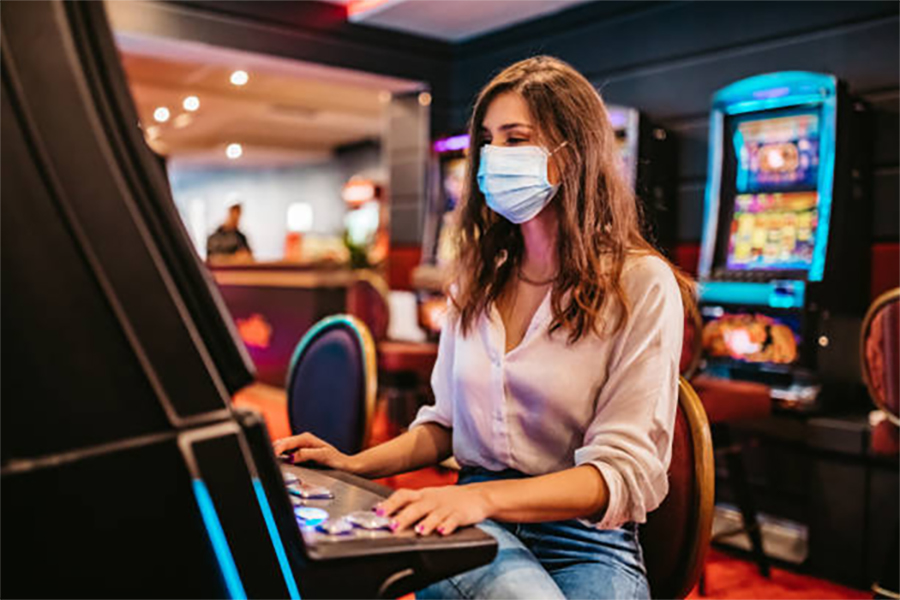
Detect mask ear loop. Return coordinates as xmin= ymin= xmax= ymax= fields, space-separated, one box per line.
xmin=548 ymin=140 xmax=569 ymax=156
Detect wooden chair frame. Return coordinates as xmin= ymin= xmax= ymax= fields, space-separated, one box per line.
xmin=860 ymin=287 xmax=900 ymax=426
xmin=648 ymin=377 xmax=716 ymax=599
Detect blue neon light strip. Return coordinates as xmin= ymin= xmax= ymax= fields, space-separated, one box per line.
xmin=712 ymin=72 xmax=836 ymax=115
xmin=252 ymin=479 xmax=301 ymax=600
xmin=809 ymin=90 xmax=837 ymax=281
xmin=698 ymin=280 xmax=806 ymax=309
xmin=192 ymin=480 xmax=248 ymax=600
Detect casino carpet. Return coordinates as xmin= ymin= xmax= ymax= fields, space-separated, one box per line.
xmin=687 ymin=549 xmax=870 ymax=599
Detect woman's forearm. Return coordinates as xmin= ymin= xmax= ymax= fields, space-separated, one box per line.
xmin=350 ymin=423 xmax=453 ymax=479
xmin=473 ymin=465 xmax=610 ymax=523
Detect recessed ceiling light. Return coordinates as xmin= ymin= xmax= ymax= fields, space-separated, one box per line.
xmin=153 ymin=107 xmax=170 ymax=123
xmin=183 ymin=96 xmax=200 ymax=111
xmin=226 ymin=143 xmax=243 ymax=159
xmin=230 ymin=70 xmax=249 ymax=86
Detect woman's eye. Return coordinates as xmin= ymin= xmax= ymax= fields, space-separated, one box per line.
xmin=507 ymin=138 xmax=527 ymax=144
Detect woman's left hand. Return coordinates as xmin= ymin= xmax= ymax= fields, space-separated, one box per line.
xmin=375 ymin=485 xmax=492 ymax=536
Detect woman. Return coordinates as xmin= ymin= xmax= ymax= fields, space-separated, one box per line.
xmin=274 ymin=56 xmax=695 ymax=599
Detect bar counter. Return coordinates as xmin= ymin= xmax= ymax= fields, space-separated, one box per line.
xmin=211 ymin=262 xmax=373 ymax=387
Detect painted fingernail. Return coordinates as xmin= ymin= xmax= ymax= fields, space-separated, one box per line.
xmin=415 ymin=524 xmax=424 ymax=534
xmin=437 ymin=527 xmax=445 ymax=535
xmin=374 ymin=507 xmax=385 ymax=516
xmin=390 ymin=520 xmax=399 ymax=531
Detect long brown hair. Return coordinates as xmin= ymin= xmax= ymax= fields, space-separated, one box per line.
xmin=451 ymin=55 xmax=696 ymax=343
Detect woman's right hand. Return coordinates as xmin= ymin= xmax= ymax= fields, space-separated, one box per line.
xmin=272 ymin=432 xmax=357 ymax=473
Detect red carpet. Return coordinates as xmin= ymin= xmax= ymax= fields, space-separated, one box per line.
xmin=689 ymin=548 xmax=869 ymax=599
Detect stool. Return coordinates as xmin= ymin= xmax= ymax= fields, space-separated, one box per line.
xmin=692 ymin=374 xmax=772 ymax=595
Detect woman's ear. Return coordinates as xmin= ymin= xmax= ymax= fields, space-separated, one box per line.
xmin=547 ymin=152 xmax=561 ymax=186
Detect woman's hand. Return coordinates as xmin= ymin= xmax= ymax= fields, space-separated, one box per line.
xmin=272 ymin=432 xmax=357 ymax=473
xmin=375 ymin=485 xmax=493 ymax=536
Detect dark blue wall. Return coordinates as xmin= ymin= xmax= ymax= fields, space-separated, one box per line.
xmin=448 ymin=1 xmax=899 ymax=244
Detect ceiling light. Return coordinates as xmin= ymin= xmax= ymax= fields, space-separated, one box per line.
xmin=183 ymin=96 xmax=200 ymax=111
xmin=153 ymin=107 xmax=170 ymax=123
xmin=418 ymin=92 xmax=432 ymax=107
xmin=226 ymin=143 xmax=243 ymax=160
xmin=230 ymin=70 xmax=249 ymax=86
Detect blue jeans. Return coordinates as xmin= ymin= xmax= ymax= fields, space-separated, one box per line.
xmin=417 ymin=468 xmax=650 ymax=600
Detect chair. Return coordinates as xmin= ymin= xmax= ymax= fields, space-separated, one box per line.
xmin=641 ymin=376 xmax=716 ymax=599
xmin=860 ymin=288 xmax=899 ymax=599
xmin=862 ymin=288 xmax=900 ymax=432
xmin=285 ymin=314 xmax=377 ymax=455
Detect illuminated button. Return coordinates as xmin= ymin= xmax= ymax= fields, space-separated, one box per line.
xmin=287 ymin=482 xmax=334 ymax=499
xmin=318 ymin=517 xmax=355 ymax=536
xmin=345 ymin=510 xmax=392 ymax=530
xmin=294 ymin=506 xmax=329 ymax=526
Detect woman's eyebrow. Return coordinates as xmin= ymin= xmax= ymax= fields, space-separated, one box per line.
xmin=481 ymin=122 xmax=533 ymax=134
xmin=499 ymin=123 xmax=533 ymax=131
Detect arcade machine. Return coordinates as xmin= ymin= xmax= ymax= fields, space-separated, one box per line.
xmin=607 ymin=104 xmax=677 ymax=256
xmin=413 ymin=134 xmax=468 ymax=339
xmin=415 ymin=109 xmax=674 ymax=339
xmin=1 ymin=2 xmax=496 ymax=598
xmin=697 ymin=72 xmax=870 ymax=411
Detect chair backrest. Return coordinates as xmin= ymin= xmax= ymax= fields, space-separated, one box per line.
xmin=346 ymin=271 xmax=391 ymax=342
xmin=680 ymin=308 xmax=704 ymax=379
xmin=640 ymin=377 xmax=715 ymax=599
xmin=861 ymin=288 xmax=900 ymax=425
xmin=286 ymin=315 xmax=377 ymax=455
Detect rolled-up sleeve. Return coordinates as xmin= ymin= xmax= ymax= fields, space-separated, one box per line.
xmin=575 ymin=257 xmax=684 ymax=529
xmin=408 ymin=313 xmax=456 ymax=430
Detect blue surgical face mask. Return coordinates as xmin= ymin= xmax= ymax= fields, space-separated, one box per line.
xmin=477 ymin=141 xmax=567 ymax=224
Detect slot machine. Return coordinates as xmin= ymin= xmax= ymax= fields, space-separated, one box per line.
xmin=413 ymin=135 xmax=467 ymax=339
xmin=697 ymin=72 xmax=870 ymax=411
xmin=607 ymin=105 xmax=676 ymax=256
xmin=1 ymin=3 xmax=497 ymax=597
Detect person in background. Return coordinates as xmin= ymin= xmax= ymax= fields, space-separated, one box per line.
xmin=275 ymin=56 xmax=696 ymax=599
xmin=207 ymin=203 xmax=253 ymax=265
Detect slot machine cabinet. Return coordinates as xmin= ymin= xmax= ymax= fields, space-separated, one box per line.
xmin=413 ymin=135 xmax=467 ymax=340
xmin=697 ymin=72 xmax=871 ymax=412
xmin=1 ymin=2 xmax=498 ymax=597
xmin=608 ymin=105 xmax=677 ymax=257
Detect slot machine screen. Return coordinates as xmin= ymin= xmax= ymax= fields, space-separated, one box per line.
xmin=720 ymin=109 xmax=823 ymax=273
xmin=726 ymin=191 xmax=818 ymax=271
xmin=701 ymin=305 xmax=803 ymax=367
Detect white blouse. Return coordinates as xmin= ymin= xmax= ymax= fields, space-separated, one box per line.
xmin=409 ymin=254 xmax=684 ymax=529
